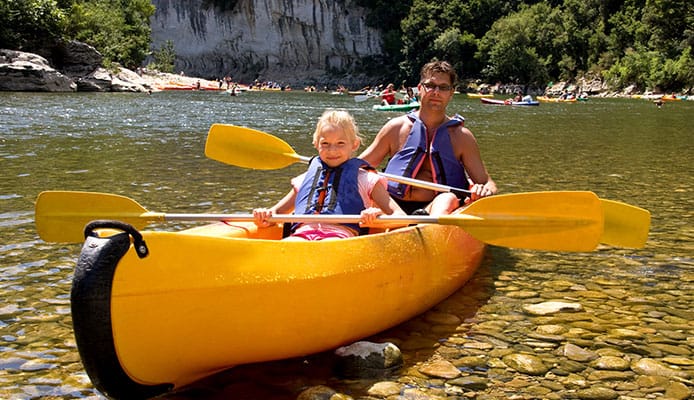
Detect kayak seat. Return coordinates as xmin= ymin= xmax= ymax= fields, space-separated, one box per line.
xmin=280 ymin=222 xmax=371 ymax=238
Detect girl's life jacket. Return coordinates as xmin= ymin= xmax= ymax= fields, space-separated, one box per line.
xmin=293 ymin=157 xmax=371 ymax=233
xmin=384 ymin=112 xmax=468 ymax=200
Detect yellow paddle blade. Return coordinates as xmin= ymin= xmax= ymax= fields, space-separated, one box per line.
xmin=600 ymin=199 xmax=650 ymax=248
xmin=453 ymin=191 xmax=604 ymax=251
xmin=205 ymin=124 xmax=306 ymax=170
xmin=34 ymin=191 xmax=163 ymax=243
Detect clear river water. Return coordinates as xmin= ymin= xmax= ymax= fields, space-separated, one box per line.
xmin=0 ymin=90 xmax=692 ymax=399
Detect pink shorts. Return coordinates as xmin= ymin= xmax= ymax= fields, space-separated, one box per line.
xmin=290 ymin=228 xmax=352 ymax=241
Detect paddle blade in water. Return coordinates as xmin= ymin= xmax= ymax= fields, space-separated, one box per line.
xmin=455 ymin=191 xmax=604 ymax=251
xmin=205 ymin=124 xmax=304 ymax=170
xmin=600 ymin=199 xmax=650 ymax=248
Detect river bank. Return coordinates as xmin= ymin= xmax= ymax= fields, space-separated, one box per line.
xmin=2 ymin=46 xmax=691 ymax=99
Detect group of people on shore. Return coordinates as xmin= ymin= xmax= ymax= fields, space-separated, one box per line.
xmin=253 ymin=60 xmax=497 ymax=240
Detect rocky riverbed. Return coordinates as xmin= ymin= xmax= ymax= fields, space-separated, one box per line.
xmin=170 ymin=249 xmax=693 ymax=400
xmin=345 ymin=256 xmax=692 ymax=400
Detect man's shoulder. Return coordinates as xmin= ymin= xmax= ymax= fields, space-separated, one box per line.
xmin=381 ymin=114 xmax=413 ymax=131
xmin=387 ymin=113 xmax=412 ymax=124
xmin=448 ymin=123 xmax=473 ymax=139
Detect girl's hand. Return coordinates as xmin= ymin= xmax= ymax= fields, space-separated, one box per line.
xmin=253 ymin=208 xmax=274 ymax=227
xmin=359 ymin=207 xmax=384 ymax=226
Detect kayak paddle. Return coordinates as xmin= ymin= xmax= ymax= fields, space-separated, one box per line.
xmin=600 ymin=199 xmax=650 ymax=248
xmin=34 ymin=190 xmax=603 ymax=252
xmin=204 ymin=124 xmax=471 ymax=198
xmin=354 ymin=93 xmax=379 ymax=102
xmin=204 ymin=124 xmax=650 ymax=248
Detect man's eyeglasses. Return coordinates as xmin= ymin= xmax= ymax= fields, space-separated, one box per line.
xmin=420 ymin=82 xmax=453 ymax=92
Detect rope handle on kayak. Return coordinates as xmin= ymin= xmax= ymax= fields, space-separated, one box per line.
xmin=83 ymin=220 xmax=149 ymax=258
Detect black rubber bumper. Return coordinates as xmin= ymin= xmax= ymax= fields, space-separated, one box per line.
xmin=71 ymin=224 xmax=172 ymax=399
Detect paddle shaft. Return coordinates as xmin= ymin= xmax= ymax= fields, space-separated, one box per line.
xmin=354 ymin=93 xmax=378 ymax=102
xmin=35 ymin=190 xmax=605 ymax=251
xmin=146 ymin=212 xmax=602 ymax=232
xmin=144 ymin=212 xmax=478 ymax=225
xmin=291 ymin=154 xmax=471 ymax=197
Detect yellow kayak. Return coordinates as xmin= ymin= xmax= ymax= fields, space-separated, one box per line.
xmin=466 ymin=92 xmax=494 ymax=98
xmin=72 ymin=215 xmax=485 ymax=399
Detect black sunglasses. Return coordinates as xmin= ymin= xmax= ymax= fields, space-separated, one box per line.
xmin=420 ymin=82 xmax=453 ymax=92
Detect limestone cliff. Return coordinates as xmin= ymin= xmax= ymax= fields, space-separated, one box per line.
xmin=150 ymin=0 xmax=383 ymax=84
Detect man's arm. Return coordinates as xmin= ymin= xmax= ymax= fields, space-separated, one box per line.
xmin=454 ymin=126 xmax=497 ymax=195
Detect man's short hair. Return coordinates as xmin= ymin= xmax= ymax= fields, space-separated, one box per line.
xmin=420 ymin=60 xmax=457 ymax=85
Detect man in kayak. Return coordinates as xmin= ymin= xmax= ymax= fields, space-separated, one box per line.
xmin=253 ymin=109 xmax=406 ymax=240
xmin=359 ymin=60 xmax=497 ymax=216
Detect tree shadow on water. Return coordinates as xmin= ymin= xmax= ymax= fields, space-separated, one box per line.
xmin=164 ymin=246 xmax=518 ymax=400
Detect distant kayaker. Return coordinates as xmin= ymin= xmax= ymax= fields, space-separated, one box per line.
xmin=403 ymin=86 xmax=417 ymax=104
xmin=253 ymin=109 xmax=406 ymax=240
xmin=359 ymin=60 xmax=497 ymax=216
xmin=380 ymin=83 xmax=397 ymax=105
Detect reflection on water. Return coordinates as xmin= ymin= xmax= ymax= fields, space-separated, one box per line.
xmin=1 ymin=91 xmax=692 ymax=398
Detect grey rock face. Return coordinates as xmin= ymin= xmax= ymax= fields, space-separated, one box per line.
xmin=149 ymin=0 xmax=383 ymax=83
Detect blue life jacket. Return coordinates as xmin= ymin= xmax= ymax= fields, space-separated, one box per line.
xmin=293 ymin=157 xmax=370 ymax=233
xmin=384 ymin=112 xmax=468 ymax=199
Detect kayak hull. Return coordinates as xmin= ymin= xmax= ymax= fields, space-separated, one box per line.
xmin=537 ymin=96 xmax=577 ymax=103
xmin=466 ymin=93 xmax=494 ymax=98
xmin=481 ymin=97 xmax=539 ymax=106
xmin=72 ymin=217 xmax=485 ymax=399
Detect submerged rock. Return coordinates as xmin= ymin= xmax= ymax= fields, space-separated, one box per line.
xmin=333 ymin=341 xmax=402 ymax=378
xmin=523 ymin=301 xmax=583 ymax=315
xmin=631 ymin=358 xmax=691 ymax=378
xmin=502 ymin=353 xmax=549 ymax=375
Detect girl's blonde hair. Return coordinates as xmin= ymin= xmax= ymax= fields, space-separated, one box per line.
xmin=313 ymin=109 xmax=363 ymax=147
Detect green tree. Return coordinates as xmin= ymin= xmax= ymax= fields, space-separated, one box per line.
xmin=149 ymin=40 xmax=176 ymax=73
xmin=476 ymin=3 xmax=557 ymax=85
xmin=354 ymin=0 xmax=412 ymax=79
xmin=400 ymin=1 xmax=447 ymax=80
xmin=558 ymin=0 xmax=607 ymax=78
xmin=432 ymin=27 xmax=477 ymax=79
xmin=0 ymin=0 xmax=68 ymax=51
xmin=602 ymin=0 xmax=693 ymax=91
xmin=66 ymin=0 xmax=154 ymax=68
xmin=642 ymin=0 xmax=693 ymax=58
xmin=400 ymin=0 xmax=519 ymax=81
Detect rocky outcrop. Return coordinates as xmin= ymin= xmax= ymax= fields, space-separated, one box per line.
xmin=0 ymin=50 xmax=76 ymax=92
xmin=149 ymin=0 xmax=383 ymax=85
xmin=55 ymin=40 xmax=104 ymax=77
xmin=0 ymin=43 xmax=152 ymax=92
xmin=75 ymin=67 xmax=151 ymax=92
